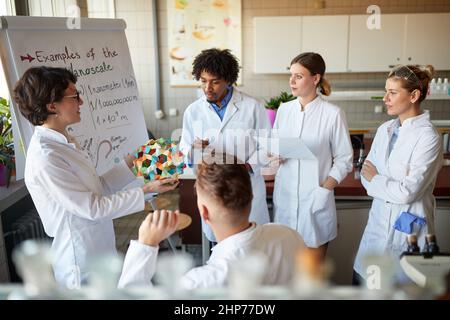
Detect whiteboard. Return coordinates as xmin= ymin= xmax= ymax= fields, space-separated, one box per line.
xmin=0 ymin=16 xmax=149 ymax=177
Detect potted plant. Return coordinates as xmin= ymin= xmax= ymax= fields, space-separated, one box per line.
xmin=0 ymin=97 xmax=15 ymax=187
xmin=264 ymin=91 xmax=296 ymax=127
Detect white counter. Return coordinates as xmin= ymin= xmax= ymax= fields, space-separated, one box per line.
xmin=327 ymin=90 xmax=450 ymax=101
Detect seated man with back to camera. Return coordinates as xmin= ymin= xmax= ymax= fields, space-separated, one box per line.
xmin=118 ymin=153 xmax=305 ymax=289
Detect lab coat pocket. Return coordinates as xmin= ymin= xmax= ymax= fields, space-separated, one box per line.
xmin=301 ymin=187 xmax=336 ymax=247
xmin=311 ymin=186 xmax=332 ymax=214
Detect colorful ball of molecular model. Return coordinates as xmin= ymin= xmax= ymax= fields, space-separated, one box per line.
xmin=133 ymin=138 xmax=186 ymax=181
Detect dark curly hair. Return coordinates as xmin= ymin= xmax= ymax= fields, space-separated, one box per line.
xmin=13 ymin=66 xmax=77 ymax=126
xmin=192 ymin=48 xmax=239 ymax=85
xmin=196 ymin=153 xmax=252 ymax=219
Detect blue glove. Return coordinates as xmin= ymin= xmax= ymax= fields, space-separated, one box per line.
xmin=393 ymin=212 xmax=426 ymax=234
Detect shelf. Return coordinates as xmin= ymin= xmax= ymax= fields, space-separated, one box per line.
xmin=349 ymin=129 xmax=371 ymax=134
xmin=347 ymin=120 xmax=450 ymax=134
xmin=429 ymin=94 xmax=450 ymax=100
xmin=326 ymin=91 xmax=384 ymax=101
xmin=326 ymin=91 xmax=450 ymax=101
xmin=432 ymin=120 xmax=450 ymax=126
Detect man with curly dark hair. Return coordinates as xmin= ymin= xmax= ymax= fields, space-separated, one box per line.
xmin=179 ymin=48 xmax=271 ymax=244
xmin=191 ymin=48 xmax=239 ymax=90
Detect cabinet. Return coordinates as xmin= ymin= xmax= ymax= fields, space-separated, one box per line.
xmin=254 ymin=15 xmax=348 ymax=73
xmin=302 ymin=15 xmax=349 ymax=73
xmin=348 ymin=14 xmax=405 ymax=72
xmin=435 ymin=203 xmax=450 ymax=253
xmin=404 ymin=13 xmax=450 ymax=70
xmin=327 ymin=202 xmax=370 ymax=285
xmin=348 ymin=13 xmax=450 ymax=72
xmin=254 ymin=13 xmax=450 ymax=74
xmin=0 ymin=179 xmax=34 ymax=283
xmin=253 ymin=16 xmax=301 ymax=74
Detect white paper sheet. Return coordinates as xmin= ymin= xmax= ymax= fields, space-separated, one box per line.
xmin=256 ymin=137 xmax=316 ymax=160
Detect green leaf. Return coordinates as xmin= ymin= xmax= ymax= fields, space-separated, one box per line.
xmin=0 ymin=97 xmax=15 ymax=169
xmin=264 ymin=91 xmax=296 ymax=110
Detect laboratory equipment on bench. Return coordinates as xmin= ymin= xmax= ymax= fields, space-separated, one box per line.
xmin=351 ymin=134 xmax=366 ymax=180
xmin=400 ymin=234 xmax=450 ymax=293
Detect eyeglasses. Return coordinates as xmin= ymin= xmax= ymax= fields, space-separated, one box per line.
xmin=389 ymin=65 xmax=422 ymax=91
xmin=63 ymin=90 xmax=81 ymax=103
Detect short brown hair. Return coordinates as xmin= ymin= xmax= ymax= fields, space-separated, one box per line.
xmin=290 ymin=52 xmax=331 ymax=96
xmin=13 ymin=66 xmax=77 ymax=126
xmin=388 ymin=65 xmax=434 ymax=103
xmin=196 ymin=154 xmax=253 ymax=216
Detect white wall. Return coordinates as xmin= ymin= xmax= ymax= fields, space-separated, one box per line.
xmin=114 ymin=0 xmax=158 ymax=135
xmin=28 ymin=0 xmax=77 ymax=17
xmin=87 ymin=0 xmax=114 ymax=18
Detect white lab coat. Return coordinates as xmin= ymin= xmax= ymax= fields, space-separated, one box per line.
xmin=118 ymin=223 xmax=305 ymax=289
xmin=353 ymin=111 xmax=442 ymax=279
xmin=272 ymin=96 xmax=353 ymax=247
xmin=180 ymin=89 xmax=271 ymax=241
xmin=24 ymin=126 xmax=145 ymax=288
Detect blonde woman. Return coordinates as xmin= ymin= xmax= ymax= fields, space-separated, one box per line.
xmin=353 ymin=65 xmax=442 ymax=284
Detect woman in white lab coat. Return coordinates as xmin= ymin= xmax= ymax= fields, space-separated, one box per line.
xmin=353 ymin=65 xmax=442 ymax=283
xmin=271 ymin=52 xmax=353 ymax=259
xmin=119 ymin=154 xmax=305 ymax=289
xmin=13 ymin=67 xmax=178 ymax=288
xmin=179 ymin=48 xmax=270 ymax=242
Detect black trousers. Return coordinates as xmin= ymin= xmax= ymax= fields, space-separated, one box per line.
xmin=352 ymin=270 xmax=365 ymax=286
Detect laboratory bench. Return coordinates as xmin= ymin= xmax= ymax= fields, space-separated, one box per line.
xmin=347 ymin=120 xmax=450 ymax=135
xmin=264 ymin=133 xmax=450 ymax=199
xmin=0 ymin=178 xmax=37 ymax=283
xmin=0 ymin=179 xmax=28 ymax=280
xmin=264 ymin=164 xmax=450 ymax=199
xmin=333 ymin=161 xmax=449 ymax=198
